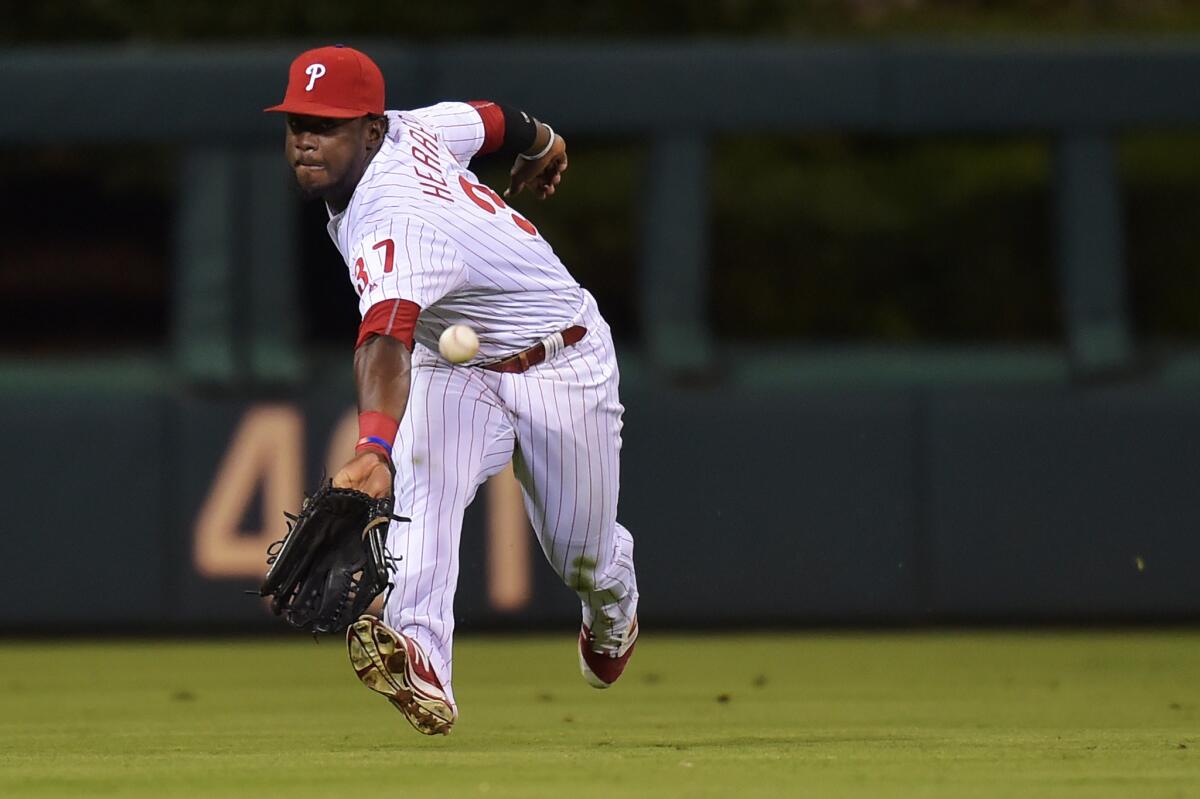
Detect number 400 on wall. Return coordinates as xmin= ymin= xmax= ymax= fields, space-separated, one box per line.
xmin=193 ymin=403 xmax=532 ymax=612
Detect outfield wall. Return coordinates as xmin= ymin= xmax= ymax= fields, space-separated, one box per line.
xmin=4 ymin=42 xmax=1200 ymax=629
xmin=5 ymin=380 xmax=1197 ymax=629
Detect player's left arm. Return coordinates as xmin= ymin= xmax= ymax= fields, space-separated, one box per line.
xmin=331 ymin=217 xmax=465 ymax=498
xmin=332 ymin=332 xmax=412 ymax=499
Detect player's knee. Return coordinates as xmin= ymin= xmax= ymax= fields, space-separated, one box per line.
xmin=563 ymin=553 xmax=598 ymax=593
xmin=563 ymin=555 xmax=623 ymax=603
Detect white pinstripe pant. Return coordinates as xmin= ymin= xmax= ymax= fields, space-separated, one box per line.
xmin=384 ymin=298 xmax=639 ymax=706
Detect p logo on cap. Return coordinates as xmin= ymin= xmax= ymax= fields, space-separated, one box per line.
xmin=304 ymin=63 xmax=326 ymax=91
xmin=264 ymin=45 xmax=386 ymax=118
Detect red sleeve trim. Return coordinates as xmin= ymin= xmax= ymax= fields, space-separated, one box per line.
xmin=357 ymin=299 xmax=421 ymax=350
xmin=468 ymin=100 xmax=505 ymax=156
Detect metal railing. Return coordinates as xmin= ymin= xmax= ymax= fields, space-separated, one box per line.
xmin=5 ymin=40 xmax=1200 ymax=381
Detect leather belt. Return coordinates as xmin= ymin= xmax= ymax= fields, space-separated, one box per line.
xmin=482 ymin=326 xmax=588 ymax=373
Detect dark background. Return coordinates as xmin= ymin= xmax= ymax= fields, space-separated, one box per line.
xmin=2 ymin=0 xmax=1199 ymax=630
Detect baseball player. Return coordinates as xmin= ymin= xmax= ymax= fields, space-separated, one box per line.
xmin=265 ymin=45 xmax=639 ymax=735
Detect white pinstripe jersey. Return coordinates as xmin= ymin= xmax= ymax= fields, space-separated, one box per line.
xmin=326 ymin=102 xmax=585 ymax=362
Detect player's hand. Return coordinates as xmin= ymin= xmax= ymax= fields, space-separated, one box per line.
xmin=506 ymin=133 xmax=567 ymax=200
xmin=332 ymin=451 xmax=394 ymax=499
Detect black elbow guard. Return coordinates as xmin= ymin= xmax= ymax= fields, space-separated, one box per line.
xmin=496 ymin=104 xmax=537 ymax=157
xmin=469 ymin=100 xmax=538 ymax=158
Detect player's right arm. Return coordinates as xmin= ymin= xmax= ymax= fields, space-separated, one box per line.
xmin=408 ymin=101 xmax=568 ymax=199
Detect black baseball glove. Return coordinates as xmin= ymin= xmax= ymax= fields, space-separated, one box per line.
xmin=259 ymin=482 xmax=408 ymax=635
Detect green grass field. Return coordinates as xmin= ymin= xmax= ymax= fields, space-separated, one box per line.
xmin=0 ymin=631 xmax=1197 ymax=798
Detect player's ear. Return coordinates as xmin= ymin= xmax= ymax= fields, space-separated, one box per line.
xmin=365 ymin=115 xmax=386 ymax=150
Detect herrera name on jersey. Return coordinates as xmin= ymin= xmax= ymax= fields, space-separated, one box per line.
xmin=326 ymin=102 xmax=586 ymax=364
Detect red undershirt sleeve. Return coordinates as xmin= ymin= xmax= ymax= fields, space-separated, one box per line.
xmin=467 ymin=100 xmax=505 ymax=156
xmin=356 ymin=298 xmax=421 ymax=350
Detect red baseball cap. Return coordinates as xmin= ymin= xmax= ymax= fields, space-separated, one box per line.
xmin=264 ymin=45 xmax=385 ymax=118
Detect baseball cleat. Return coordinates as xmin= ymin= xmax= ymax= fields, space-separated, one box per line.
xmin=347 ymin=614 xmax=457 ymax=735
xmin=579 ymin=615 xmax=639 ymax=689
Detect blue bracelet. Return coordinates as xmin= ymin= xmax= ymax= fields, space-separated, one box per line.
xmin=357 ymin=435 xmax=393 ymax=455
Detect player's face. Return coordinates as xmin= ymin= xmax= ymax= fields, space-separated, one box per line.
xmin=284 ymin=114 xmax=374 ymax=202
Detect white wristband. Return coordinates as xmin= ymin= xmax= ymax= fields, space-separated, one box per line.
xmin=517 ymin=124 xmax=556 ymax=161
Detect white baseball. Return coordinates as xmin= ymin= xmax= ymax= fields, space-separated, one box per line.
xmin=438 ymin=324 xmax=479 ymax=364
